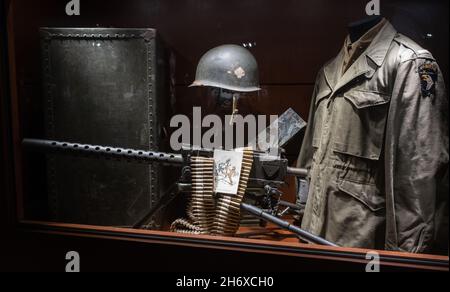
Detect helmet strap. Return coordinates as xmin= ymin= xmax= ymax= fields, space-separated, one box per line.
xmin=229 ymin=93 xmax=240 ymax=126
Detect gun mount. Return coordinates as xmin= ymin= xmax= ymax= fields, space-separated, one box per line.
xmin=23 ymin=138 xmax=337 ymax=247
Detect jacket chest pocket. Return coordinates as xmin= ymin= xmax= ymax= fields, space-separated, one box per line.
xmin=331 ymin=90 xmax=390 ymax=161
xmin=331 ymin=91 xmax=389 ymax=212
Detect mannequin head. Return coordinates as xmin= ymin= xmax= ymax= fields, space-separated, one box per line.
xmin=348 ymin=16 xmax=383 ymax=42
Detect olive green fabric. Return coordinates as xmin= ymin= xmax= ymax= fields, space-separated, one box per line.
xmin=297 ymin=20 xmax=449 ymax=253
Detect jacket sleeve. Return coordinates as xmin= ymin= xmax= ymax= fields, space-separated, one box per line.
xmin=296 ymin=73 xmax=321 ymax=171
xmin=384 ymin=55 xmax=449 ymax=253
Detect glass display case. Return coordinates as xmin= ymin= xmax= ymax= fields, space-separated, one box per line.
xmin=0 ymin=0 xmax=448 ymax=272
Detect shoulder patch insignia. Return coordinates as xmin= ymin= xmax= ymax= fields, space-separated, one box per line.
xmin=419 ymin=61 xmax=438 ymax=97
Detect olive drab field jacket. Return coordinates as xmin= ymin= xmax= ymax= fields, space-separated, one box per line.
xmin=297 ymin=20 xmax=449 ymax=253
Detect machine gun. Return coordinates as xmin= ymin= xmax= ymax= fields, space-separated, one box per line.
xmin=23 ymin=138 xmax=337 ymax=247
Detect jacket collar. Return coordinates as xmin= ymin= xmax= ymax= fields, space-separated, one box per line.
xmin=323 ymin=20 xmax=397 ymax=96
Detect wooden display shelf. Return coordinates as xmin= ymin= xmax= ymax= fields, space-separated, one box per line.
xmin=17 ymin=220 xmax=449 ymax=271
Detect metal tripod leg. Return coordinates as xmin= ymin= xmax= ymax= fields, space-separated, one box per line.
xmin=241 ymin=203 xmax=338 ymax=247
xmin=132 ymin=183 xmax=179 ymax=229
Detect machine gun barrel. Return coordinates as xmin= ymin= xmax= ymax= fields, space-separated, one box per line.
xmin=23 ymin=138 xmax=309 ymax=178
xmin=23 ymin=138 xmax=333 ymax=246
xmin=22 ymin=138 xmax=184 ymax=166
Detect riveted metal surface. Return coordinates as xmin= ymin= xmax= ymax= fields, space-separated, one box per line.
xmin=41 ymin=28 xmax=168 ymax=227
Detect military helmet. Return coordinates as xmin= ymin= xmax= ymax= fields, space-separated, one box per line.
xmin=190 ymin=44 xmax=261 ymax=93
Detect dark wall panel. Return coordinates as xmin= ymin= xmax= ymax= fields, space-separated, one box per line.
xmin=10 ymin=0 xmax=449 ymax=87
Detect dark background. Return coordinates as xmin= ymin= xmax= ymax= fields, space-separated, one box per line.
xmin=1 ymin=0 xmax=448 ymax=271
